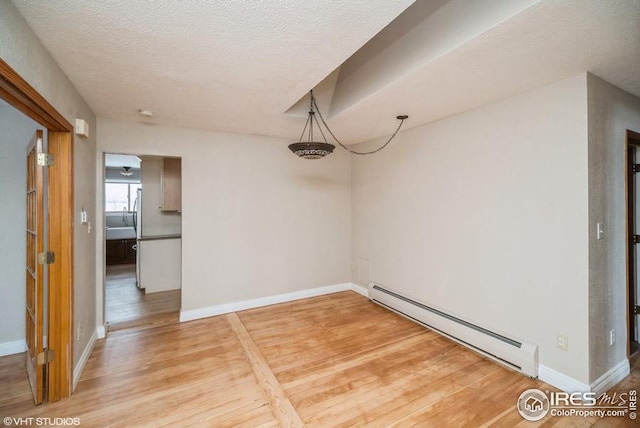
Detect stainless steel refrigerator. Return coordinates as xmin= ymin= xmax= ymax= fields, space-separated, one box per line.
xmin=133 ymin=188 xmax=143 ymax=288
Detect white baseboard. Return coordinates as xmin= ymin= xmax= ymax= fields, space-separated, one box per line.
xmin=350 ymin=282 xmax=369 ymax=297
xmin=73 ymin=328 xmax=98 ymax=391
xmin=96 ymin=324 xmax=106 ymax=339
xmin=539 ymin=359 xmax=631 ymax=394
xmin=180 ymin=282 xmax=367 ymax=323
xmin=0 ymin=339 xmax=26 ymax=357
xmin=538 ymin=364 xmax=590 ymax=393
xmin=591 ymin=359 xmax=630 ymax=396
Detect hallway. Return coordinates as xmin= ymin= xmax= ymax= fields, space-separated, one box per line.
xmin=105 ymin=264 xmax=180 ymax=331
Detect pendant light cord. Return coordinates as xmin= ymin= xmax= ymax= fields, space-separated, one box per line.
xmin=310 ymin=95 xmax=407 ymax=156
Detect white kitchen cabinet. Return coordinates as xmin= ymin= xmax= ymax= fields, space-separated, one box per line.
xmin=138 ymin=237 xmax=181 ymax=293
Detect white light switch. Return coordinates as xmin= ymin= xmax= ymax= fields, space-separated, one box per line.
xmin=596 ymin=222 xmax=604 ymax=240
xmin=80 ymin=208 xmax=88 ymax=224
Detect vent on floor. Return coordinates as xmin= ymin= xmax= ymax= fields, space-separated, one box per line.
xmin=369 ymin=283 xmax=538 ymax=378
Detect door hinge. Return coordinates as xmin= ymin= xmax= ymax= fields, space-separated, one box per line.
xmin=635 ymin=305 xmax=640 ymax=315
xmin=37 ymin=152 xmax=54 ymax=166
xmin=37 ymin=251 xmax=55 ymax=265
xmin=36 ymin=349 xmax=54 ymax=365
xmin=634 ymin=235 xmax=640 ymax=245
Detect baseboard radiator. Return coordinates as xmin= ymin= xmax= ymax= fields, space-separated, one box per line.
xmin=369 ymin=283 xmax=538 ymax=378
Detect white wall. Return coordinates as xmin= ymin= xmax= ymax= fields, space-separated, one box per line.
xmin=139 ymin=157 xmax=181 ymax=236
xmin=0 ymin=99 xmax=41 ymax=354
xmin=351 ymin=74 xmax=590 ymax=383
xmin=0 ymin=1 xmax=97 ymax=368
xmin=97 ymin=118 xmax=351 ymax=320
xmin=587 ymin=74 xmax=640 ymax=383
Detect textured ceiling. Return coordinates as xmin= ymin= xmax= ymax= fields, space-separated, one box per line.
xmin=10 ymin=0 xmax=640 ymax=144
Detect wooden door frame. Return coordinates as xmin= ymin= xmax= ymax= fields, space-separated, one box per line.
xmin=626 ymin=129 xmax=640 ymax=357
xmin=0 ymin=58 xmax=74 ymax=400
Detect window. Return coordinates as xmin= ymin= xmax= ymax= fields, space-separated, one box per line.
xmin=105 ymin=183 xmax=140 ymax=212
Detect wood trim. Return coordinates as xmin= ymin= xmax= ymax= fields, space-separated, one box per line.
xmin=0 ymin=59 xmax=72 ymax=132
xmin=628 ymin=129 xmax=640 ymax=144
xmin=626 ymin=143 xmax=634 ymax=357
xmin=0 ymin=58 xmax=74 ymax=400
xmin=47 ymin=131 xmax=74 ymax=400
xmin=627 ymin=129 xmax=640 ymax=357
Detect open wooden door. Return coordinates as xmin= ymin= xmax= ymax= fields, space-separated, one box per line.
xmin=25 ymin=129 xmax=48 ymax=404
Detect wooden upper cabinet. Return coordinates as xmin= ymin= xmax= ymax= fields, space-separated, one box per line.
xmin=161 ymin=158 xmax=181 ymax=211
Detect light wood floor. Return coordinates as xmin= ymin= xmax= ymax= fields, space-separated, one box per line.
xmin=1 ymin=292 xmax=638 ymax=427
xmin=106 ymin=264 xmax=180 ymax=330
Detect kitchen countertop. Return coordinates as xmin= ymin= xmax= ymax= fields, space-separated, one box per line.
xmin=138 ymin=234 xmax=182 ymax=241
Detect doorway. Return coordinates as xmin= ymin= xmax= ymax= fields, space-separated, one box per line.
xmin=0 ymin=100 xmax=46 ymax=408
xmin=103 ymin=153 xmax=182 ymax=330
xmin=627 ymin=130 xmax=640 ymax=356
xmin=0 ymin=59 xmax=74 ymax=401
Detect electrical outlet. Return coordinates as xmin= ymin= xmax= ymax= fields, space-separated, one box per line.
xmin=557 ymin=333 xmax=568 ymax=351
xmin=77 ymin=325 xmax=82 ymax=342
xmin=610 ymin=329 xmax=615 ymax=346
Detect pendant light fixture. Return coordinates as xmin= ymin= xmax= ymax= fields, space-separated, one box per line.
xmin=287 ymin=91 xmax=335 ymax=160
xmin=288 ymin=91 xmax=408 ymax=159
